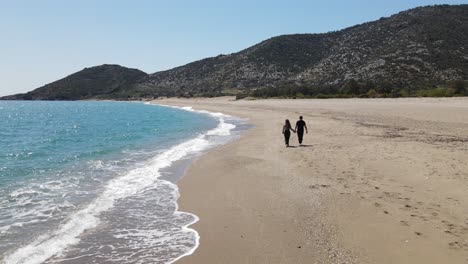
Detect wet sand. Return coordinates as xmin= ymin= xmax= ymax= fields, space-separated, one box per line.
xmin=154 ymin=97 xmax=468 ymax=264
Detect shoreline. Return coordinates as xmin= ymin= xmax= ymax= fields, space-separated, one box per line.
xmin=157 ymin=97 xmax=468 ymax=264
xmin=148 ymin=102 xmax=248 ymax=263
xmin=158 ymin=98 xmax=357 ymax=263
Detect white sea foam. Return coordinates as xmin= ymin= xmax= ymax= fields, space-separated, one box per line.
xmin=3 ymin=105 xmax=237 ymax=264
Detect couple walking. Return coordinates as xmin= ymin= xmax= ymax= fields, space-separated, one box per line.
xmin=282 ymin=116 xmax=308 ymax=147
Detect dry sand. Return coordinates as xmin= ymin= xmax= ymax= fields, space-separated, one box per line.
xmin=153 ymin=97 xmax=468 ymax=264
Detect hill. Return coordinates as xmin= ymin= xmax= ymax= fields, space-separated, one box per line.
xmin=2 ymin=65 xmax=148 ymax=100
xmin=2 ymin=4 xmax=467 ymax=100
xmin=137 ymin=4 xmax=467 ymax=98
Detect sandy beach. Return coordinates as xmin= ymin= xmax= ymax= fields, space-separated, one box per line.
xmin=154 ymin=97 xmax=468 ymax=264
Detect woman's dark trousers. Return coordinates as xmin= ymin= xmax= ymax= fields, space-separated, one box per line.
xmin=284 ymin=130 xmax=291 ymax=145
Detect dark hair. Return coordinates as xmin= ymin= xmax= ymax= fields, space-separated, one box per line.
xmin=285 ymin=119 xmax=291 ymax=128
xmin=299 ymin=116 xmax=303 ymax=120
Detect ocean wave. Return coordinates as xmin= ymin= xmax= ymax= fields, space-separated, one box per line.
xmin=3 ymin=105 xmax=237 ymax=264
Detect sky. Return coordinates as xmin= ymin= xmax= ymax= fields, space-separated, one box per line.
xmin=0 ymin=0 xmax=467 ymax=96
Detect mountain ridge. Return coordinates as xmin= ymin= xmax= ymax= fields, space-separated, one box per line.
xmin=2 ymin=4 xmax=467 ymax=100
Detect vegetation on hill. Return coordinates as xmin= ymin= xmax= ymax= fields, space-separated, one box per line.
xmin=248 ymin=79 xmax=467 ymax=99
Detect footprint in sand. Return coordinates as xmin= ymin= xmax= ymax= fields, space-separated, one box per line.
xmin=448 ymin=241 xmax=466 ymax=249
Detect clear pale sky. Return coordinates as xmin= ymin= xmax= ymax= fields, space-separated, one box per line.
xmin=0 ymin=0 xmax=466 ymax=96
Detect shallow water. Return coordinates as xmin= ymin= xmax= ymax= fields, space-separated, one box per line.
xmin=0 ymin=101 xmax=240 ymax=263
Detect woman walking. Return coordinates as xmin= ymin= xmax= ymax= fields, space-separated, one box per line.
xmin=282 ymin=119 xmax=296 ymax=147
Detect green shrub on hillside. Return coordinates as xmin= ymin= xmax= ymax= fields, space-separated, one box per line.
xmin=367 ymin=89 xmax=378 ymax=98
xmin=248 ymin=79 xmax=467 ymax=99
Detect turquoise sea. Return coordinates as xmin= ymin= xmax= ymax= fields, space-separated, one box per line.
xmin=0 ymin=101 xmax=239 ymax=264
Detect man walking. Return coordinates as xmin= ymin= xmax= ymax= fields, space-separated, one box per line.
xmin=295 ymin=116 xmax=308 ymax=145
